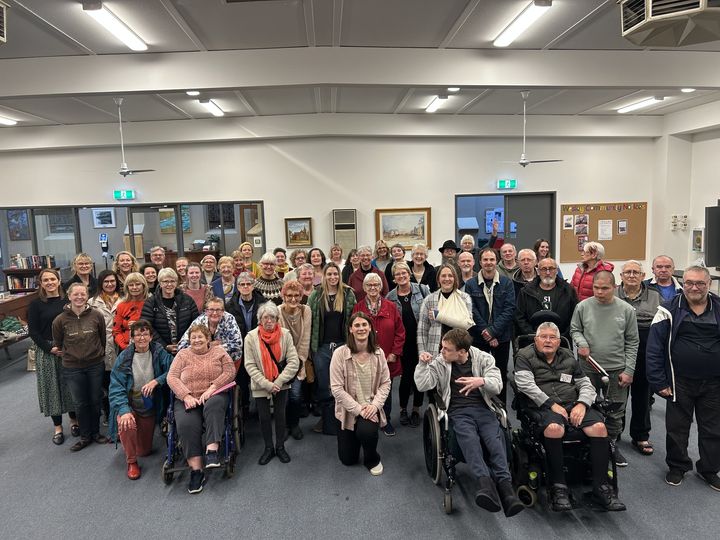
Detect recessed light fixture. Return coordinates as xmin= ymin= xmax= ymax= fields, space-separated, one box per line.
xmin=186 ymin=90 xmax=200 ymax=97
xmin=199 ymin=99 xmax=225 ymax=117
xmin=493 ymin=0 xmax=552 ymax=48
xmin=681 ymin=88 xmax=696 ymax=93
xmin=0 ymin=116 xmax=18 ymax=126
xmin=447 ymin=87 xmax=460 ymax=93
xmin=82 ymin=2 xmax=148 ymax=52
xmin=425 ymin=95 xmax=448 ymax=113
xmin=617 ymin=97 xmax=664 ymax=114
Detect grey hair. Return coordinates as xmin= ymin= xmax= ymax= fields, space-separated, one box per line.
xmin=257 ymin=301 xmax=279 ymax=320
xmin=584 ymin=241 xmax=605 ymax=258
xmin=652 ymin=254 xmax=675 ymax=267
xmin=536 ymin=321 xmax=560 ymax=337
xmin=357 ymin=245 xmax=373 ymax=256
xmin=684 ymin=265 xmax=710 ymax=279
xmin=150 ymin=246 xmax=165 ymax=254
xmin=518 ymin=248 xmax=536 ymax=260
xmin=460 ymin=234 xmax=474 ymax=245
xmin=157 ymin=268 xmax=178 ymax=282
xmin=259 ymin=252 xmax=277 ymax=265
xmin=621 ymin=260 xmax=643 ymax=273
xmin=235 ymin=272 xmax=256 ymax=286
xmin=297 ymin=263 xmax=314 ymax=273
xmin=411 ymin=243 xmax=428 ymax=256
xmin=392 ymin=261 xmax=411 ymax=275
xmin=363 ymin=272 xmax=382 ymax=287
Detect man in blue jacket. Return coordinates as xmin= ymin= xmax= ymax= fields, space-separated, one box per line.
xmin=464 ymin=247 xmax=516 ymax=406
xmin=646 ymin=265 xmax=720 ymax=490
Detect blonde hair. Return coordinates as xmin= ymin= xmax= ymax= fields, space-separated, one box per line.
xmin=113 ymin=251 xmax=139 ymax=278
xmin=218 ymin=256 xmax=234 ymax=268
xmin=321 ymin=262 xmax=350 ymax=312
xmin=121 ymin=272 xmax=148 ymax=302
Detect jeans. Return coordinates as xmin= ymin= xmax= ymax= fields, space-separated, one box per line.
xmin=63 ymin=361 xmax=104 ymax=439
xmin=450 ymin=406 xmax=511 ymax=483
xmin=315 ymin=343 xmax=342 ymax=435
xmin=383 ymin=380 xmax=393 ymax=421
xmin=286 ymin=378 xmax=303 ymax=428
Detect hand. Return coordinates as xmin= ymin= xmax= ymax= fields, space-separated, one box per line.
xmin=118 ymin=412 xmax=136 ymax=431
xmin=360 ymin=404 xmax=378 ymax=422
xmin=550 ymin=403 xmax=569 ymax=420
xmin=618 ymin=372 xmax=633 ymax=388
xmin=210 ymin=340 xmax=223 ymax=348
xmin=270 ymin=383 xmax=281 ymax=394
xmin=489 ymin=338 xmax=499 ymax=348
xmin=419 ymin=352 xmax=433 ymax=364
xmin=198 ymin=388 xmax=214 ymax=404
xmin=481 ymin=329 xmax=493 ymax=343
xmin=492 ymin=219 xmax=499 ymax=235
xmin=387 ymin=353 xmax=397 ymax=363
xmin=50 ymin=346 xmax=63 ymax=357
xmin=456 ymin=376 xmax=485 ymax=396
xmin=569 ymin=403 xmax=586 ymax=427
xmin=658 ymin=387 xmax=673 ymax=398
xmin=577 ymin=347 xmax=590 ymax=358
xmin=166 ymin=344 xmax=178 ymax=354
xmin=183 ymin=395 xmax=200 ymax=410
xmin=141 ymin=379 xmax=159 ymax=397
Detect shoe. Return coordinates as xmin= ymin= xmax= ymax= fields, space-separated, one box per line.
xmin=70 ymin=438 xmax=92 ymax=452
xmin=187 ymin=470 xmax=205 ymax=494
xmin=258 ymin=447 xmax=275 ymax=465
xmin=312 ymin=419 xmax=323 ymax=434
xmin=698 ymin=472 xmax=720 ymax=492
xmin=550 ymin=484 xmax=573 ymax=512
xmin=299 ymin=404 xmax=310 ymax=418
xmin=52 ymin=432 xmax=65 ymax=445
xmin=127 ymin=462 xmax=141 ymax=480
xmin=382 ymin=422 xmax=396 ymax=437
xmin=93 ymin=434 xmax=109 ymax=444
xmin=311 ymin=405 xmax=321 ymax=417
xmin=276 ymin=446 xmax=291 ymax=464
xmin=205 ymin=450 xmax=221 ymax=469
xmin=399 ymin=409 xmax=410 ymax=426
xmin=70 ymin=424 xmax=80 ymax=437
xmin=370 ymin=461 xmax=384 ymax=476
xmin=612 ymin=445 xmax=628 ymax=467
xmin=631 ymin=439 xmax=654 ymax=456
xmin=592 ymin=483 xmax=626 ymax=511
xmin=289 ymin=425 xmax=304 ymax=440
xmin=665 ymin=469 xmax=685 ymax=486
xmin=102 ymin=415 xmax=109 ymax=427
xmin=497 ymin=480 xmax=524 ymax=517
xmin=409 ymin=411 xmax=420 ymax=428
xmin=475 ymin=477 xmax=502 ymax=513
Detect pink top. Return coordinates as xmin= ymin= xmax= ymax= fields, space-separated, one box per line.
xmin=167 ymin=345 xmax=236 ymax=400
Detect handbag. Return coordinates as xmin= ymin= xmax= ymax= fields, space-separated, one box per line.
xmin=304 ymin=358 xmax=315 ymax=384
xmin=435 ymin=291 xmax=474 ymax=330
xmin=262 ymin=339 xmax=298 ymax=384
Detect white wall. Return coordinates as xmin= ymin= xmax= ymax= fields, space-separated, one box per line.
xmin=0 ymin=136 xmax=658 ymax=272
xmin=690 ymin=130 xmax=720 ymax=278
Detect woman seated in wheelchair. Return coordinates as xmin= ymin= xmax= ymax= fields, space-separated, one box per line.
xmin=167 ymin=323 xmax=237 ymax=494
xmin=415 ymin=328 xmax=524 ymax=517
xmin=514 ymin=321 xmax=626 ymax=512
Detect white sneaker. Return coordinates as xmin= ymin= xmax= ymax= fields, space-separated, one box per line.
xmin=370 ymin=461 xmax=384 ymax=476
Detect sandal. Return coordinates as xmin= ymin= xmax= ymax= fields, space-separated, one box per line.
xmin=631 ymin=440 xmax=654 ymax=456
xmin=52 ymin=432 xmax=65 ymax=445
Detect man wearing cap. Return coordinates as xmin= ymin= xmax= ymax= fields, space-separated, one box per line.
xmin=436 ymin=240 xmax=461 ymax=278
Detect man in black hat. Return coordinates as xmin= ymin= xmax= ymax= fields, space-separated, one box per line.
xmin=436 ymin=239 xmax=461 ymax=277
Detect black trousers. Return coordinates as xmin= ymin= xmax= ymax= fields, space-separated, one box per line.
xmin=399 ymin=343 xmax=424 ymax=409
xmin=666 ymin=375 xmax=720 ymax=474
xmin=63 ymin=361 xmax=104 ymax=439
xmin=478 ymin=339 xmax=511 ymax=406
xmin=628 ymin=333 xmax=652 ymax=441
xmin=173 ymin=393 xmax=228 ymax=460
xmin=337 ymin=417 xmax=381 ymax=469
xmin=256 ymin=390 xmax=288 ymax=449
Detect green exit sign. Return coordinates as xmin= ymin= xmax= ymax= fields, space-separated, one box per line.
xmin=497 ymin=179 xmax=517 ymax=190
xmin=113 ymin=189 xmax=136 ymax=200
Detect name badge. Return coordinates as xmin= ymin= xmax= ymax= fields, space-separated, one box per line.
xmin=560 ymin=373 xmax=573 ymax=384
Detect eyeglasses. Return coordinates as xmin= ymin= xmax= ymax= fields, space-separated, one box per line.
xmin=133 ymin=332 xmax=151 ymax=339
xmin=238 ymin=282 xmax=253 ymax=287
xmin=684 ymin=280 xmax=708 ymax=289
xmin=205 ymin=308 xmax=223 ymax=313
xmin=536 ymin=335 xmax=560 ymax=341
xmin=622 ymin=270 xmax=642 ymax=276
xmin=160 ymin=280 xmax=177 ymax=285
xmin=538 ymin=267 xmax=557 ymax=273
xmin=366 ymin=283 xmax=381 ymax=288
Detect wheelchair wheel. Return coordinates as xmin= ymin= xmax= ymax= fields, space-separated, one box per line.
xmin=443 ymin=492 xmax=453 ymax=514
xmin=224 ymin=452 xmax=236 ymax=479
xmin=232 ymin=386 xmax=245 ymax=450
xmin=517 ymin=485 xmax=537 ymax=508
xmin=161 ymin=460 xmax=174 ymax=485
xmin=423 ymin=406 xmax=442 ymax=485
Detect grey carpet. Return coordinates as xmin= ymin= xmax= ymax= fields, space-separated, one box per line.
xmin=0 ymin=348 xmax=717 ymax=540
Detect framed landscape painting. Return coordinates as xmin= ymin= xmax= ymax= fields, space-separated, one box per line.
xmin=92 ymin=208 xmax=116 ymax=229
xmin=375 ymin=207 xmax=431 ymax=249
xmin=7 ymin=209 xmax=30 ymax=241
xmin=285 ymin=217 xmax=312 ymax=247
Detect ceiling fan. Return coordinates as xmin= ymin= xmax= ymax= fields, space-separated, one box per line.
xmin=506 ymin=91 xmax=563 ymax=168
xmin=114 ymin=97 xmax=156 ymax=177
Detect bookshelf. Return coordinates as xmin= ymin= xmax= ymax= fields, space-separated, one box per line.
xmin=4 ymin=268 xmax=45 ymax=293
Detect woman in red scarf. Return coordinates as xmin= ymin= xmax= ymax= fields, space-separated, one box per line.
xmin=243 ymin=302 xmax=300 ymax=465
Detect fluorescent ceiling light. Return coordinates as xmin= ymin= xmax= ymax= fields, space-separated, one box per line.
xmin=681 ymin=88 xmax=696 ymax=93
xmin=493 ymin=0 xmax=552 ymax=48
xmin=617 ymin=97 xmax=664 ymax=114
xmin=425 ymin=95 xmax=448 ymax=113
xmin=83 ymin=3 xmax=148 ymax=51
xmin=186 ymin=90 xmax=200 ymax=97
xmin=447 ymin=87 xmax=460 ymax=93
xmin=199 ymin=99 xmax=225 ymax=117
xmin=0 ymin=116 xmax=18 ymax=126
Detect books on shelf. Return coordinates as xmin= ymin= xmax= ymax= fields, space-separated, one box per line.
xmin=5 ymin=275 xmax=39 ymax=291
xmin=8 ymin=254 xmax=56 ymax=269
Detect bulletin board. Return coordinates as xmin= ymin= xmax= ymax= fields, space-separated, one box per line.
xmin=559 ymin=202 xmax=647 ymax=263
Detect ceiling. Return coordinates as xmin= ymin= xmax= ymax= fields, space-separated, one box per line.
xmin=1 ymin=0 xmax=720 ymax=128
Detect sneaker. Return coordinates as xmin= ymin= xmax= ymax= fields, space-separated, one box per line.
xmin=399 ymin=409 xmax=410 ymax=426
xmin=698 ymin=472 xmax=720 ymax=492
xmin=205 ymin=450 xmax=221 ymax=469
xmin=409 ymin=411 xmax=420 ymax=428
xmin=289 ymin=425 xmax=304 ymax=440
xmin=613 ymin=446 xmax=628 ymax=467
xmin=382 ymin=422 xmax=396 ymax=437
xmin=276 ymin=446 xmax=291 ymax=464
xmin=370 ymin=461 xmax=384 ymax=476
xmin=592 ymin=483 xmax=626 ymax=511
xmin=127 ymin=462 xmax=141 ymax=480
xmin=549 ymin=484 xmax=572 ymax=512
xmin=70 ymin=438 xmax=92 ymax=452
xmin=187 ymin=470 xmax=205 ymax=494
xmin=665 ymin=469 xmax=685 ymax=486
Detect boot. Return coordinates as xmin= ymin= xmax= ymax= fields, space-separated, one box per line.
xmin=497 ymin=479 xmax=524 ymax=517
xmin=550 ymin=483 xmax=572 ymax=512
xmin=475 ymin=476 xmax=502 ymax=513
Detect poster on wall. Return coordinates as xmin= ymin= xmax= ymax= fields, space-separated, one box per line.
xmin=485 ymin=208 xmax=504 ymax=234
xmin=617 ymin=219 xmax=628 ymax=235
xmin=577 ymin=235 xmax=588 ymax=252
xmin=574 ymin=214 xmax=589 ymax=236
xmin=375 ymin=208 xmax=431 ymax=249
xmin=6 ymin=210 xmax=30 ymax=241
xmin=159 ymin=205 xmax=192 ymax=234
xmin=598 ymin=219 xmax=613 ymax=241
xmin=562 ymin=215 xmax=573 ymax=230
xmin=92 ymin=208 xmax=116 ymax=229
xmin=692 ymin=228 xmax=704 ymax=252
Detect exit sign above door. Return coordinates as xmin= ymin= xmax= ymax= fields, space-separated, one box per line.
xmin=496 ymin=179 xmax=517 ymax=190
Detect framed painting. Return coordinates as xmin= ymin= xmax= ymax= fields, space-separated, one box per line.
xmin=159 ymin=205 xmax=192 ymax=234
xmin=6 ymin=209 xmax=30 ymax=241
xmin=285 ymin=217 xmax=312 ymax=247
xmin=375 ymin=207 xmax=431 ymax=249
xmin=91 ymin=208 xmax=116 ymax=228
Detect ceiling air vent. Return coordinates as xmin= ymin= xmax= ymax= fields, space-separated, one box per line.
xmin=620 ymin=0 xmax=720 ymax=46
xmin=0 ymin=1 xmax=7 ymax=44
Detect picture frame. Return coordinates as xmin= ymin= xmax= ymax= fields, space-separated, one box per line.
xmin=159 ymin=205 xmax=192 ymax=234
xmin=692 ymin=228 xmax=704 ymax=252
xmin=91 ymin=207 xmax=116 ymax=229
xmin=6 ymin=209 xmax=30 ymax=241
xmin=375 ymin=207 xmax=431 ymax=249
xmin=285 ymin=217 xmax=312 ymax=247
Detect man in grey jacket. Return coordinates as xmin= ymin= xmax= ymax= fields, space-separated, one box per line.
xmin=571 ymin=271 xmax=639 ymax=467
xmin=515 ymin=322 xmax=626 ymax=512
xmin=415 ymin=329 xmax=523 ymax=517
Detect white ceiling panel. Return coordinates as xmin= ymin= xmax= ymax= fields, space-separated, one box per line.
xmin=0 ymin=97 xmax=119 ymax=124
xmin=461 ymin=89 xmax=561 ymax=115
xmin=336 ymin=87 xmax=408 ymax=114
xmin=529 ymin=89 xmax=638 ymax=115
xmin=0 ymin=104 xmax=57 ymax=126
xmin=242 ymin=87 xmax=317 ymax=116
xmin=79 ymin=94 xmax=188 ymax=122
xmin=648 ymin=92 xmax=720 ymax=115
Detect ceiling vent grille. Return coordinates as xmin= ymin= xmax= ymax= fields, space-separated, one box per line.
xmin=652 ymin=0 xmax=702 ymax=16
xmin=0 ymin=2 xmax=7 ymax=44
xmin=622 ymin=0 xmax=646 ymax=32
xmin=621 ymin=0 xmax=720 ymax=45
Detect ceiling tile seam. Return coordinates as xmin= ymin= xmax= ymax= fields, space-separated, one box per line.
xmin=0 ymin=103 xmax=63 ymax=125
xmin=332 ymin=0 xmax=344 ymax=47
xmin=11 ymin=0 xmax=96 ymax=55
xmin=152 ymin=94 xmax=195 ymax=119
xmin=70 ymin=97 xmax=118 ymax=120
xmin=542 ymin=0 xmax=615 ymax=50
xmin=393 ymin=88 xmax=415 ymax=114
xmin=455 ymin=89 xmax=492 ymax=115
xmin=304 ymin=0 xmax=317 ymax=47
xmin=314 ymin=87 xmax=322 ymax=113
xmin=438 ymin=0 xmax=481 ymax=49
xmin=576 ymin=89 xmax=648 ymax=115
xmin=525 ymin=90 xmax=568 ymax=113
xmin=233 ymin=90 xmax=258 ymax=116
xmin=156 ymin=0 xmax=208 ymax=52
xmin=330 ymin=87 xmax=338 ymax=113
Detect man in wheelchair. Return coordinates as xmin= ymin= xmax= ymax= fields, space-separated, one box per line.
xmin=415 ymin=328 xmax=524 ymax=517
xmin=514 ymin=322 xmax=626 ymax=512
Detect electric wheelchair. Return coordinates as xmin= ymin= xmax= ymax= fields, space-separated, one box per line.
xmin=161 ymin=385 xmax=244 ymax=484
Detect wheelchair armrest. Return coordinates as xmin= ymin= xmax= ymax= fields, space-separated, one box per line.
xmin=433 ymin=388 xmax=447 ymax=411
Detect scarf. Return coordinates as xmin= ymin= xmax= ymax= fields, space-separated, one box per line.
xmin=259 ymin=324 xmax=282 ymax=382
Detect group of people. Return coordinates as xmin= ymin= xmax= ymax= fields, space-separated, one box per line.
xmin=26 ymin=236 xmax=719 ymax=505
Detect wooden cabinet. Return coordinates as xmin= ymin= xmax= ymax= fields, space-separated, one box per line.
xmin=0 ymin=291 xmax=38 ymax=322
xmin=3 ymin=268 xmax=44 ymax=293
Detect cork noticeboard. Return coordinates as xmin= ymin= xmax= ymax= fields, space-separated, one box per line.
xmin=559 ymin=202 xmax=647 ymax=263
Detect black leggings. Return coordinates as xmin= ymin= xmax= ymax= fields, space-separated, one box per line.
xmin=257 ymin=390 xmax=288 ymax=449
xmin=337 ymin=417 xmax=381 ymax=469
xmin=102 ymin=371 xmax=111 ymax=417
xmin=399 ymin=348 xmax=423 ymax=409
xmin=51 ymin=412 xmax=77 ymax=427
